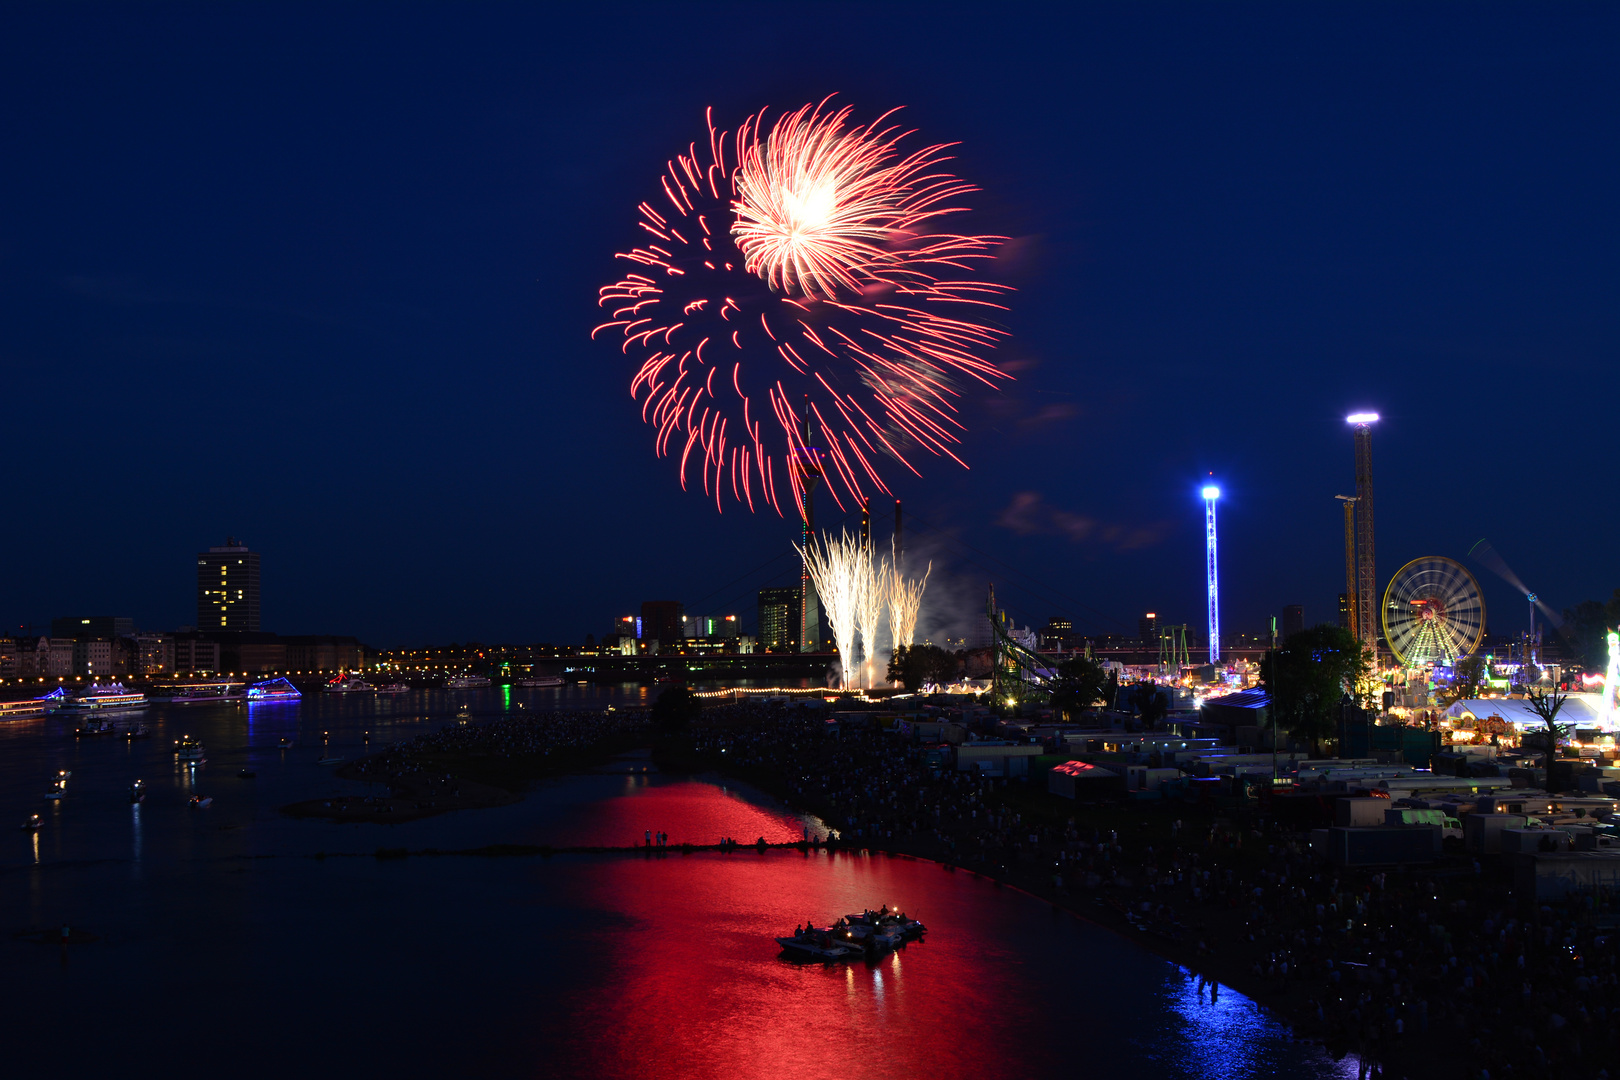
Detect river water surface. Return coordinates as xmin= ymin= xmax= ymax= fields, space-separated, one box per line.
xmin=0 ymin=689 xmax=1354 ymax=1078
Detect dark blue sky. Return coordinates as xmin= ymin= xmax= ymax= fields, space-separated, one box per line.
xmin=1 ymin=3 xmax=1614 ymax=649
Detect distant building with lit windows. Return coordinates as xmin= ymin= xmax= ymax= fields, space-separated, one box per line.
xmin=197 ymin=537 xmax=261 ymax=632
xmin=757 ymin=588 xmax=801 ymax=651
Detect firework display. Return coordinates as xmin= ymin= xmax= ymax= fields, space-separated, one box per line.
xmin=595 ymin=98 xmax=1011 ymax=515
xmin=885 ymin=553 xmax=930 ymax=668
xmin=798 ymin=530 xmax=864 ymax=689
xmin=855 ymin=544 xmax=883 ymax=689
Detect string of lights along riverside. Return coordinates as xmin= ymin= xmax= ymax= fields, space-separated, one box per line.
xmin=593 ymin=98 xmax=1013 ymax=517
xmin=1202 ymin=483 xmax=1220 ymax=664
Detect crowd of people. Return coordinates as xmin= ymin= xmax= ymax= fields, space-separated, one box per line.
xmin=680 ymin=700 xmax=1620 ymax=1080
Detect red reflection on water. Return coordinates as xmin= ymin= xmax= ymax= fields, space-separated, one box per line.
xmin=537 ymin=778 xmax=816 ymax=848
xmin=556 ymin=851 xmax=1055 ymax=1080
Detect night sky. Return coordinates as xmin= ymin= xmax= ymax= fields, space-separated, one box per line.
xmin=1 ymin=3 xmax=1614 ymax=649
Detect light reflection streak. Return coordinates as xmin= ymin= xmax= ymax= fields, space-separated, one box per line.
xmin=1166 ymin=966 xmax=1362 ymax=1079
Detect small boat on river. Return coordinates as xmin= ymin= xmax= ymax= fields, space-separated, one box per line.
xmin=776 ymin=926 xmax=861 ymax=962
xmin=189 ymin=795 xmax=213 ymax=809
xmin=130 ymin=780 xmax=145 ymax=803
xmin=175 ymin=736 xmax=207 ymax=763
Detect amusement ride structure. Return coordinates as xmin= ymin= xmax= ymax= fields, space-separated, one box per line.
xmin=1381 ymin=556 xmax=1487 ymax=668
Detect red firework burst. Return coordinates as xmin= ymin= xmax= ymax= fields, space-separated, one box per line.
xmin=593 ymin=97 xmax=1011 ymax=516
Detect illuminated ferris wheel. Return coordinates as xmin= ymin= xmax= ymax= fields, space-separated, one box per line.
xmin=1382 ymin=556 xmax=1486 ymax=667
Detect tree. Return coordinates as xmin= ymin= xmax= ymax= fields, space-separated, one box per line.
xmin=651 ymin=685 xmax=701 ymax=733
xmin=1260 ymin=624 xmax=1371 ymax=756
xmin=1048 ymin=655 xmax=1107 ymax=720
xmin=1447 ymin=654 xmax=1486 ymax=704
xmin=1524 ymin=686 xmax=1570 ymax=791
xmin=1130 ymin=681 xmax=1168 ymax=731
xmin=887 ymin=645 xmax=958 ymax=692
xmin=1562 ymin=589 xmax=1620 ymax=668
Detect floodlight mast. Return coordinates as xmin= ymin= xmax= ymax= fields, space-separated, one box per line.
xmin=1203 ymin=485 xmax=1220 ymax=664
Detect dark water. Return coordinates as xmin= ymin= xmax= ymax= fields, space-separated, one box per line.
xmin=0 ymin=691 xmax=1352 ymax=1078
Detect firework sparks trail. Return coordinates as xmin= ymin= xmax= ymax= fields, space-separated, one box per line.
xmin=854 ymin=541 xmax=884 ymax=690
xmin=595 ymin=98 xmax=1012 ymax=516
xmin=885 ymin=552 xmax=930 ymax=685
xmin=797 ymin=530 xmax=863 ymax=690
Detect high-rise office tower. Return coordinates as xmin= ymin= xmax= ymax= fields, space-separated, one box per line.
xmin=197 ymin=537 xmax=261 ymax=631
xmin=757 ymin=587 xmax=801 ymax=651
xmin=1282 ymin=604 xmax=1304 ymax=640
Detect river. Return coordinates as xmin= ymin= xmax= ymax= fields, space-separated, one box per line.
xmin=0 ymin=688 xmax=1354 ymax=1077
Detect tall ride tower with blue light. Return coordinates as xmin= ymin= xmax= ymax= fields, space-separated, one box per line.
xmin=1202 ymin=484 xmax=1220 ymax=664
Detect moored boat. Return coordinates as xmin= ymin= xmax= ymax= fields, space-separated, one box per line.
xmin=517 ymin=676 xmax=564 ymax=688
xmin=60 ymin=683 xmax=149 ymax=713
xmin=324 ymin=674 xmax=375 ymax=693
xmin=776 ymin=926 xmax=862 ymax=961
xmin=445 ymin=675 xmax=491 ymax=688
xmin=246 ymin=677 xmax=302 ymax=702
xmin=175 ymin=736 xmax=207 ymax=763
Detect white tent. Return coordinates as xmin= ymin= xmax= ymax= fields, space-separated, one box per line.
xmin=1445 ymin=694 xmax=1611 ymax=732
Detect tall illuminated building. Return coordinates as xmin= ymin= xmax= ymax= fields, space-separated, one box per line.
xmin=197 ymin=537 xmax=261 ymax=632
xmin=1202 ymin=485 xmax=1220 ymax=664
xmin=757 ymin=587 xmax=801 ymax=651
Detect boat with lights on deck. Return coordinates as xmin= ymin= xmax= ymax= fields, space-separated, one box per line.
xmin=247 ymin=677 xmax=302 ymax=702
xmin=151 ymin=681 xmax=245 ymax=705
xmin=58 ymin=683 xmax=149 ymax=712
xmin=324 ymin=675 xmax=375 ymax=693
xmin=446 ymin=674 xmax=491 ymax=688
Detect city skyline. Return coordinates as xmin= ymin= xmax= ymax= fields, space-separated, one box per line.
xmin=0 ymin=5 xmax=1613 ymax=649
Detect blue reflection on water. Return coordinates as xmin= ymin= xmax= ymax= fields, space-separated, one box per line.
xmin=1161 ymin=965 xmax=1361 ymax=1079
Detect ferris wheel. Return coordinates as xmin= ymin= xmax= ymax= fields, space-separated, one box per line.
xmin=1381 ymin=556 xmax=1486 ymax=668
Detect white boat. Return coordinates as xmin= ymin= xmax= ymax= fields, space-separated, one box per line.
xmin=316 ymin=756 xmax=344 ymax=765
xmin=59 ymin=683 xmax=149 ymax=712
xmin=0 ymin=698 xmax=50 ymax=720
xmin=323 ymin=675 xmax=375 ymax=693
xmin=446 ymin=675 xmax=491 ymax=688
xmin=374 ymin=683 xmax=409 ymax=694
xmin=175 ymin=736 xmax=207 ymax=763
xmin=189 ymin=795 xmax=213 ymax=809
xmin=517 ymin=676 xmax=564 ymax=688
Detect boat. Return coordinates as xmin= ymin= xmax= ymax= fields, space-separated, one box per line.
xmin=155 ymin=682 xmax=245 ymax=705
xmin=189 ymin=795 xmax=213 ymax=809
xmin=122 ymin=725 xmax=152 ymax=740
xmin=776 ymin=926 xmax=862 ymax=961
xmin=22 ymin=814 xmax=42 ymax=831
xmin=59 ymin=683 xmax=149 ymax=713
xmin=836 ymin=908 xmax=925 ymax=952
xmin=246 ymin=677 xmax=302 ymax=702
xmin=316 ymin=755 xmax=343 ymax=766
xmin=374 ymin=683 xmax=409 ymax=694
xmin=445 ymin=675 xmax=491 ymax=688
xmin=73 ymin=715 xmax=123 ymax=737
xmin=277 ymin=737 xmax=296 ymax=750
xmin=129 ymin=780 xmax=145 ymax=803
xmin=517 ymin=676 xmax=564 ymax=688
xmin=0 ymin=698 xmax=50 ymax=720
xmin=43 ymin=789 xmax=62 ymax=801
xmin=237 ymin=768 xmax=256 ymax=779
xmin=175 ymin=736 xmax=207 ymax=763
xmin=323 ymin=675 xmax=375 ymax=693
